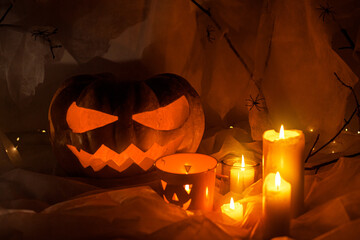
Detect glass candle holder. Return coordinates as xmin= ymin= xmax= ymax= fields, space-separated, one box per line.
xmin=155 ymin=153 xmax=217 ymax=211
xmin=220 ymin=154 xmax=260 ymax=194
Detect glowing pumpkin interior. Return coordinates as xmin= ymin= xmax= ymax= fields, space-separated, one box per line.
xmin=155 ymin=153 xmax=218 ymax=174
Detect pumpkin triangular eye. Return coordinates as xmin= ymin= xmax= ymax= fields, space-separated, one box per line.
xmin=132 ymin=96 xmax=189 ymax=130
xmin=66 ymin=102 xmax=118 ymax=133
xmin=184 ymin=184 xmax=192 ymax=194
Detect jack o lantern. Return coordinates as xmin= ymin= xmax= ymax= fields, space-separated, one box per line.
xmin=155 ymin=153 xmax=217 ymax=211
xmin=49 ymin=73 xmax=204 ymax=178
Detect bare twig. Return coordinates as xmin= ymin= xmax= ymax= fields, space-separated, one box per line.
xmin=305 ymin=134 xmax=320 ymax=163
xmin=305 ymin=151 xmax=360 ymax=173
xmin=334 ymin=72 xmax=360 ymax=130
xmin=334 ymin=72 xmax=359 ymax=108
xmin=338 ymin=28 xmax=355 ymax=50
xmin=0 ymin=3 xmax=12 ymax=24
xmin=306 ymin=72 xmax=360 ymax=163
xmin=308 ymin=107 xmax=357 ymax=159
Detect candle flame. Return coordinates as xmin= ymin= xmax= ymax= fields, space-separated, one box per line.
xmin=279 ymin=125 xmax=285 ymax=139
xmin=230 ymin=197 xmax=235 ymax=210
xmin=275 ymin=172 xmax=281 ymax=190
xmin=185 ymin=184 xmax=191 ymax=194
xmin=241 ymin=155 xmax=245 ymax=171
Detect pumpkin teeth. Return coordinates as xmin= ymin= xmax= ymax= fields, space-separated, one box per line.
xmin=66 ymin=135 xmax=184 ymax=172
xmin=161 ymin=180 xmax=167 ymax=190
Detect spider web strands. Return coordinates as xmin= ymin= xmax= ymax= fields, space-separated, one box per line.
xmin=0 ymin=3 xmax=61 ymax=59
xmin=0 ymin=3 xmax=12 ymax=23
xmin=305 ymin=73 xmax=360 ymax=163
xmin=316 ymin=3 xmax=355 ymax=50
xmin=32 ymin=28 xmax=62 ymax=59
xmin=190 ymin=0 xmax=253 ymax=77
xmin=305 ymin=151 xmax=360 ymax=174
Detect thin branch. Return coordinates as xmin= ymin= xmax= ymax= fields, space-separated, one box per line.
xmin=305 ymin=134 xmax=320 ymax=163
xmin=339 ymin=28 xmax=355 ymax=50
xmin=334 ymin=72 xmax=360 ymax=130
xmin=308 ymin=107 xmax=357 ymax=159
xmin=0 ymin=3 xmax=13 ymax=24
xmin=334 ymin=72 xmax=359 ymax=107
xmin=305 ymin=151 xmax=360 ymax=173
xmin=306 ymin=73 xmax=360 ymax=163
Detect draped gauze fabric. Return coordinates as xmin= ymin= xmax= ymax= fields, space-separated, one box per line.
xmin=0 ymin=0 xmax=359 ymax=138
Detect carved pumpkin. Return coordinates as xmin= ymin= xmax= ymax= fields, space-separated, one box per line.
xmin=49 ymin=73 xmax=204 ymax=178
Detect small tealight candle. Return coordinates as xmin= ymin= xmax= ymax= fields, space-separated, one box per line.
xmin=230 ymin=155 xmax=255 ymax=193
xmin=221 ymin=197 xmax=243 ymax=221
xmin=263 ymin=172 xmax=291 ymax=240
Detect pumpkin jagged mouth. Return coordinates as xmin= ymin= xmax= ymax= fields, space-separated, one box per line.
xmin=66 ymin=135 xmax=184 ymax=172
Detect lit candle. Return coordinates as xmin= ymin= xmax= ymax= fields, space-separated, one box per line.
xmin=263 ymin=172 xmax=291 ymax=240
xmin=263 ymin=125 xmax=304 ymax=217
xmin=221 ymin=197 xmax=244 ymax=221
xmin=230 ymin=155 xmax=255 ymax=193
xmin=155 ymin=153 xmax=217 ymax=211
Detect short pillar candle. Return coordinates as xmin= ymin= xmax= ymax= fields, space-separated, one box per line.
xmin=263 ymin=125 xmax=305 ymax=217
xmin=263 ymin=172 xmax=291 ymax=240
